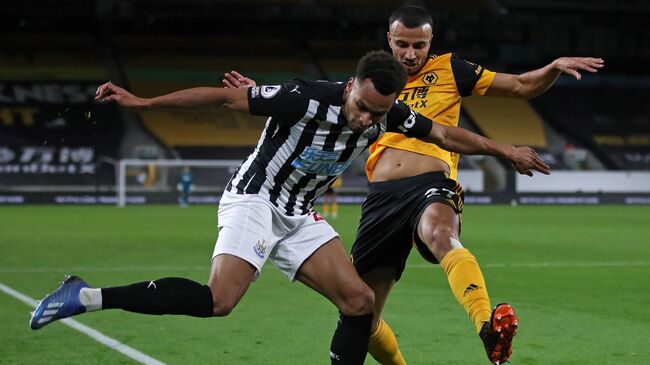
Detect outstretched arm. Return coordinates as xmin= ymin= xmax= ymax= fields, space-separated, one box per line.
xmin=486 ymin=57 xmax=604 ymax=99
xmin=95 ymin=81 xmax=250 ymax=112
xmin=424 ymin=123 xmax=550 ymax=176
xmin=222 ymin=71 xmax=257 ymax=89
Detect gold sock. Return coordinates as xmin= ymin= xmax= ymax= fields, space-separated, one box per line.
xmin=323 ymin=203 xmax=330 ymax=216
xmin=368 ymin=318 xmax=407 ymax=365
xmin=440 ymin=248 xmax=491 ymax=333
xmin=332 ymin=202 xmax=338 ymax=216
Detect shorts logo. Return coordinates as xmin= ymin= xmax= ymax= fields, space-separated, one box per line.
xmin=253 ymin=239 xmax=267 ymax=259
xmin=261 ymin=85 xmax=281 ymax=99
xmin=425 ymin=187 xmax=455 ymax=199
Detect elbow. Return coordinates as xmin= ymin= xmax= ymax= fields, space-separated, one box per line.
xmin=430 ymin=128 xmax=449 ymax=149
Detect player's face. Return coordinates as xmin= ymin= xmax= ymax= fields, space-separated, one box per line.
xmin=342 ymin=78 xmax=395 ymax=134
xmin=387 ymin=21 xmax=433 ymax=76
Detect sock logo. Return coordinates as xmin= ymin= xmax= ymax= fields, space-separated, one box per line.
xmin=329 ymin=351 xmax=341 ymax=361
xmin=463 ymin=283 xmax=482 ymax=297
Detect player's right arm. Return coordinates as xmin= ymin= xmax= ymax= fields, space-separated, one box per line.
xmin=95 ymin=81 xmax=250 ymax=112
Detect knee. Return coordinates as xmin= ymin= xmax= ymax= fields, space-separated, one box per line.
xmin=338 ymin=285 xmax=375 ymax=316
xmin=210 ymin=292 xmax=239 ymax=317
xmin=422 ymin=224 xmax=455 ymax=259
xmin=212 ymin=299 xmax=236 ymax=317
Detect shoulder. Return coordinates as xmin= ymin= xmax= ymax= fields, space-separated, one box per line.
xmin=290 ymin=79 xmax=345 ymax=104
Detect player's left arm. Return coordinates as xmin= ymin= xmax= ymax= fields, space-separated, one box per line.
xmin=485 ymin=57 xmax=604 ymax=99
xmin=388 ymin=102 xmax=550 ymax=176
xmin=424 ymin=123 xmax=550 ymax=176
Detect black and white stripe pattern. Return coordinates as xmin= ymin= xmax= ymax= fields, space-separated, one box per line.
xmin=228 ymin=116 xmax=367 ymax=214
xmin=225 ymin=79 xmax=430 ymax=216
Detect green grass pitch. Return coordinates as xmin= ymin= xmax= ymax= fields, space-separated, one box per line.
xmin=1 ymin=205 xmax=649 ymax=364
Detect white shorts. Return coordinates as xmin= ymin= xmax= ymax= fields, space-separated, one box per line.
xmin=213 ymin=191 xmax=339 ymax=281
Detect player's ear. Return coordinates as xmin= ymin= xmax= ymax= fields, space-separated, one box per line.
xmin=345 ymin=78 xmax=354 ymax=93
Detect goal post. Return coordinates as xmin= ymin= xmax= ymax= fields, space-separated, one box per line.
xmin=116 ymin=159 xmax=242 ymax=207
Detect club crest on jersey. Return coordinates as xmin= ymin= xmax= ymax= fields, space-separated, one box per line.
xmin=261 ymin=85 xmax=281 ymax=99
xmin=291 ymin=147 xmax=352 ymax=175
xmin=362 ymin=124 xmax=380 ymax=139
xmin=421 ymin=71 xmax=438 ymax=85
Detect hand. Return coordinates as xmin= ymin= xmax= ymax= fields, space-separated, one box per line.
xmin=510 ymin=147 xmax=551 ymax=176
xmin=95 ymin=82 xmax=146 ymax=108
xmin=553 ymin=57 xmax=604 ymax=80
xmin=222 ymin=71 xmax=256 ymax=89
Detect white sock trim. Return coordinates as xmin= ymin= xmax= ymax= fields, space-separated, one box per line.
xmin=449 ymin=237 xmax=464 ymax=250
xmin=79 ymin=288 xmax=103 ymax=312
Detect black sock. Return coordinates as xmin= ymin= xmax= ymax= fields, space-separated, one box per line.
xmin=330 ymin=312 xmax=373 ymax=364
xmin=102 ymin=277 xmax=213 ymax=317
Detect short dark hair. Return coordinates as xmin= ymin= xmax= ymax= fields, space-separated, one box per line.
xmin=355 ymin=50 xmax=407 ymax=96
xmin=388 ymin=5 xmax=433 ymax=29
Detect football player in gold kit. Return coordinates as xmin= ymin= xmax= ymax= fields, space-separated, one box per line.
xmin=222 ymin=7 xmax=602 ymax=362
xmin=353 ymin=5 xmax=604 ymax=365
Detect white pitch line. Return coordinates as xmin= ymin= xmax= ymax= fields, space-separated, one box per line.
xmin=1 ymin=261 xmax=649 ymax=274
xmin=0 ymin=266 xmax=208 ymax=274
xmin=0 ymin=282 xmax=166 ymax=365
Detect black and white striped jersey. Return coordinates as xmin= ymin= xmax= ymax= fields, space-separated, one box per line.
xmin=225 ymin=79 xmax=433 ymax=215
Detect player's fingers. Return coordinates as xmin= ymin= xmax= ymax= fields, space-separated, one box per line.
xmin=574 ymin=61 xmax=599 ymax=72
xmin=224 ymin=73 xmax=241 ymax=86
xmin=534 ymin=159 xmax=551 ymax=175
xmin=566 ymin=69 xmax=581 ymax=80
xmin=230 ymin=71 xmax=245 ymax=79
xmin=222 ymin=79 xmax=236 ymax=89
xmin=95 ymin=81 xmax=111 ymax=96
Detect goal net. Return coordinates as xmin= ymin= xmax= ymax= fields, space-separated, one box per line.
xmin=116 ymin=159 xmax=242 ymax=207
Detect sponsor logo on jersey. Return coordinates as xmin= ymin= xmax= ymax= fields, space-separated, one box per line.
xmin=291 ymin=147 xmax=352 ymax=175
xmin=422 ymin=71 xmax=438 ymax=85
xmin=253 ymin=239 xmax=267 ymax=259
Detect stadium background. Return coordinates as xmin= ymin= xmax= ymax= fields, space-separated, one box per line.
xmin=1 ymin=1 xmax=649 ymax=364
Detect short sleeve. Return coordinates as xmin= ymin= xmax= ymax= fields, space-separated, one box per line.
xmin=247 ymin=82 xmax=309 ymax=125
xmin=450 ymin=53 xmax=494 ymax=97
xmin=385 ymin=100 xmax=432 ymax=138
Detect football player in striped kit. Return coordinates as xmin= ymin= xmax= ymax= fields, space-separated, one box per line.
xmin=31 ymin=51 xmax=549 ymax=365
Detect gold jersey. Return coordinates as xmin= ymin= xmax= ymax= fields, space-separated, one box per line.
xmin=366 ymin=53 xmax=496 ymax=180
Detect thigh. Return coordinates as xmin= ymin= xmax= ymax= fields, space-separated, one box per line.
xmin=270 ymin=211 xmax=339 ymax=280
xmin=361 ymin=267 xmax=396 ymax=323
xmin=351 ymin=190 xmax=417 ymax=281
xmin=413 ymin=180 xmax=464 ymax=263
xmin=294 ymin=237 xmax=370 ymax=310
xmin=213 ymin=192 xmax=277 ymax=279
